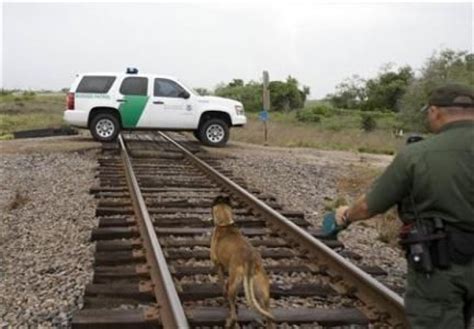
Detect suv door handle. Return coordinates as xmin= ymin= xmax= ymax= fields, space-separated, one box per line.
xmin=117 ymin=99 xmax=127 ymax=103
xmin=153 ymin=101 xmax=164 ymax=105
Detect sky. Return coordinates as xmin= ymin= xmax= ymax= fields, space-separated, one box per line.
xmin=1 ymin=1 xmax=473 ymax=98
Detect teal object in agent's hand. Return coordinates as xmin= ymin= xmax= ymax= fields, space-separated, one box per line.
xmin=322 ymin=212 xmax=344 ymax=237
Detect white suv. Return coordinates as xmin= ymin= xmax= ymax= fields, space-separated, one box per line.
xmin=64 ymin=69 xmax=246 ymax=146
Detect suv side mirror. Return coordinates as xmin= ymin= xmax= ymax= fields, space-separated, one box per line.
xmin=179 ymin=91 xmax=190 ymax=99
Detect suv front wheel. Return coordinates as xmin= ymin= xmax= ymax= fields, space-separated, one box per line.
xmin=90 ymin=113 xmax=120 ymax=142
xmin=198 ymin=118 xmax=229 ymax=147
xmin=193 ymin=130 xmax=202 ymax=142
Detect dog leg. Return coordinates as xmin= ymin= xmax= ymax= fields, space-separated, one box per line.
xmin=217 ymin=265 xmax=226 ymax=297
xmin=225 ymin=272 xmax=241 ymax=329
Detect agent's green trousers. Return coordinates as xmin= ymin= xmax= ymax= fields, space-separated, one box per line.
xmin=405 ymin=259 xmax=474 ymax=329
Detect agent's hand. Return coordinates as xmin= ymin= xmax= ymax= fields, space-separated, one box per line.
xmin=322 ymin=207 xmax=349 ymax=237
xmin=335 ymin=206 xmax=350 ymax=227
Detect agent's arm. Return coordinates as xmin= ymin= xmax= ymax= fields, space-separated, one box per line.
xmin=335 ymin=152 xmax=412 ymax=227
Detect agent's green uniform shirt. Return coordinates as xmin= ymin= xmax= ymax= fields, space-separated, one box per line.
xmin=366 ymin=120 xmax=474 ymax=232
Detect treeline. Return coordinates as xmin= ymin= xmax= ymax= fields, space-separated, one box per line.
xmin=197 ymin=49 xmax=472 ymax=131
xmin=201 ymin=77 xmax=310 ymax=112
xmin=324 ymin=49 xmax=473 ymax=129
xmin=325 ymin=65 xmax=413 ymax=112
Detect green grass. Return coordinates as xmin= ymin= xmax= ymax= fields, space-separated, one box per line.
xmin=0 ymin=93 xmax=65 ymax=137
xmin=232 ymin=111 xmax=405 ymax=154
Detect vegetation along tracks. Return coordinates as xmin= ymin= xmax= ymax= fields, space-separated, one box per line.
xmin=71 ymin=131 xmax=407 ymax=328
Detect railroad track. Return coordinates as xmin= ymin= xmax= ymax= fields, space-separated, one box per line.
xmin=72 ymin=132 xmax=407 ymax=328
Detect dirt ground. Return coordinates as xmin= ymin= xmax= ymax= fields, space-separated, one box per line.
xmin=0 ymin=134 xmax=101 ymax=155
xmin=208 ymin=140 xmax=394 ymax=169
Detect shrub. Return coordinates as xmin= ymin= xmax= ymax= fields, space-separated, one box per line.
xmin=21 ymin=91 xmax=36 ymax=100
xmin=360 ymin=113 xmax=377 ymax=132
xmin=296 ymin=109 xmax=321 ymax=123
xmin=296 ymin=103 xmax=334 ymax=123
xmin=0 ymin=89 xmax=13 ymax=96
xmin=23 ymin=91 xmax=36 ymax=97
xmin=311 ymin=103 xmax=335 ymax=117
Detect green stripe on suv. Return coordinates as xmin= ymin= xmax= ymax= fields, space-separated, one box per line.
xmin=118 ymin=95 xmax=149 ymax=128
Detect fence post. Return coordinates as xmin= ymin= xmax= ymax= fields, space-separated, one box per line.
xmin=262 ymin=71 xmax=270 ymax=145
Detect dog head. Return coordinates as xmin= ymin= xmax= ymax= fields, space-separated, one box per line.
xmin=210 ymin=195 xmax=234 ymax=226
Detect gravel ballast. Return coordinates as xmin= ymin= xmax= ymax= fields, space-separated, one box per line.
xmin=210 ymin=143 xmax=407 ymax=291
xmin=0 ymin=150 xmax=98 ymax=327
xmin=0 ymin=136 xmax=406 ymax=327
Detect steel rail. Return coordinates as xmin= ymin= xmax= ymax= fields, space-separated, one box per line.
xmin=156 ymin=131 xmax=408 ymax=328
xmin=118 ymin=134 xmax=190 ymax=329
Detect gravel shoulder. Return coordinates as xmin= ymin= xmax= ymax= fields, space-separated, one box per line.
xmin=0 ymin=136 xmax=100 ymax=327
xmin=205 ymin=140 xmax=407 ymax=291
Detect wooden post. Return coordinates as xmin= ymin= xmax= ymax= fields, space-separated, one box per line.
xmin=262 ymin=71 xmax=270 ymax=145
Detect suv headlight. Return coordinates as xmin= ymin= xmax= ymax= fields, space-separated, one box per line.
xmin=235 ymin=105 xmax=245 ymax=116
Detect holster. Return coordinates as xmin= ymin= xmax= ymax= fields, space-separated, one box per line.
xmin=399 ymin=218 xmax=450 ymax=273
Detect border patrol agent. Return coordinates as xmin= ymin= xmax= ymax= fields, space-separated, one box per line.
xmin=329 ymin=83 xmax=474 ymax=328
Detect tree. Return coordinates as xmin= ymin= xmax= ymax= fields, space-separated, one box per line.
xmin=362 ymin=66 xmax=414 ymax=112
xmin=215 ymin=76 xmax=309 ymax=112
xmin=302 ymin=85 xmax=311 ymax=98
xmin=269 ymin=77 xmax=306 ymax=112
xmin=326 ymin=75 xmax=366 ymax=109
xmin=228 ymin=79 xmax=244 ymax=87
xmin=400 ymin=49 xmax=473 ymax=131
xmin=194 ymin=88 xmax=211 ymax=96
xmin=326 ymin=66 xmax=414 ymax=112
xmin=215 ymin=80 xmax=262 ymax=112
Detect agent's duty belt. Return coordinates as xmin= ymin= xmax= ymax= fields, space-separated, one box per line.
xmin=399 ymin=218 xmax=474 ymax=274
xmin=445 ymin=224 xmax=474 ymax=265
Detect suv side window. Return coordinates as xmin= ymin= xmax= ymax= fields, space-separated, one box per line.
xmin=120 ymin=77 xmax=148 ymax=96
xmin=77 ymin=76 xmax=116 ymax=93
xmin=154 ymin=78 xmax=185 ymax=98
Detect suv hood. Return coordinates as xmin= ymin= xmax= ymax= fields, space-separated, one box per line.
xmin=197 ymin=95 xmax=242 ymax=107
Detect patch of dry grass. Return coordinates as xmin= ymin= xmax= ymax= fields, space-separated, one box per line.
xmin=376 ymin=209 xmax=402 ymax=245
xmin=335 ymin=164 xmax=402 ymax=244
xmin=336 ymin=165 xmax=382 ymax=196
xmin=0 ymin=93 xmax=65 ymax=137
xmin=231 ymin=114 xmax=404 ymax=155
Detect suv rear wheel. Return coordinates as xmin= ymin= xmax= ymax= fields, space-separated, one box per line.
xmin=198 ymin=118 xmax=229 ymax=147
xmin=90 ymin=113 xmax=120 ymax=142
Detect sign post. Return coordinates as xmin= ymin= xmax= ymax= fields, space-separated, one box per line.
xmin=259 ymin=70 xmax=270 ymax=145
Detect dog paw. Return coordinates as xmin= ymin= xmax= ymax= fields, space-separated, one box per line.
xmin=224 ymin=318 xmax=236 ymax=329
xmin=208 ymin=274 xmax=217 ymax=283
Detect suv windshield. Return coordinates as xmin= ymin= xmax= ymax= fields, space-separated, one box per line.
xmin=175 ymin=79 xmax=198 ymax=96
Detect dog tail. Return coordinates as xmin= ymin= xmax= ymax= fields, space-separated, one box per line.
xmin=243 ymin=256 xmax=275 ymax=321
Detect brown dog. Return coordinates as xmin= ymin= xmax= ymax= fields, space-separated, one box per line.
xmin=209 ymin=196 xmax=275 ymax=329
